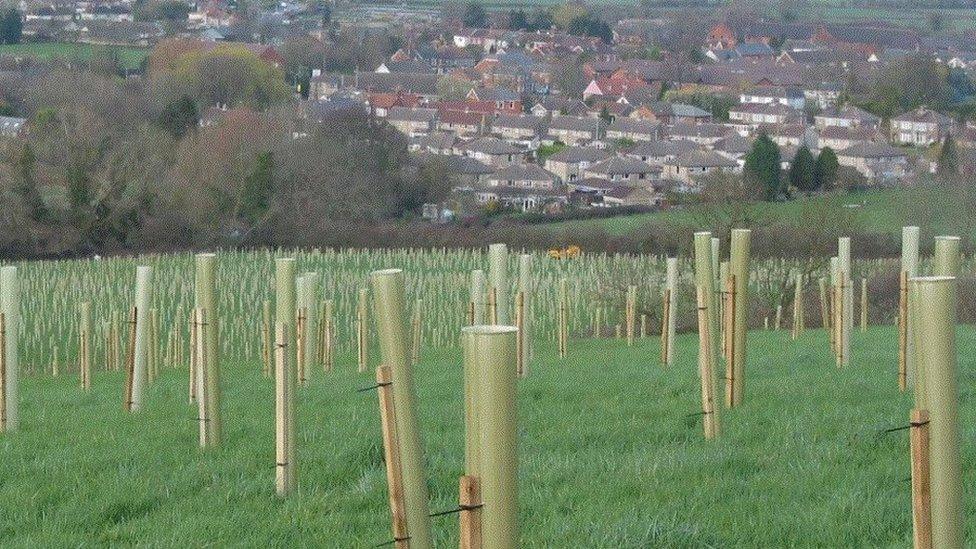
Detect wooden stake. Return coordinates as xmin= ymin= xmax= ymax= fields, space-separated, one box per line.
xmin=123 ymin=306 xmax=137 ymax=412
xmin=296 ymin=307 xmax=307 ymax=386
xmin=411 ymin=299 xmax=422 ymax=366
xmin=79 ymin=302 xmax=91 ymax=391
xmin=357 ymin=288 xmax=368 ymax=373
xmin=859 ymin=277 xmax=867 ymax=332
xmin=262 ymin=300 xmax=272 ymax=377
xmin=660 ymin=288 xmax=671 ymax=366
xmin=188 ymin=309 xmax=197 ymax=403
xmin=910 ymin=409 xmax=932 ymax=549
xmin=898 ymin=271 xmax=908 ymax=391
xmin=724 ymin=275 xmax=736 ymax=409
xmin=459 ymin=475 xmax=483 ymax=549
xmin=515 ymin=292 xmax=525 ymax=378
xmin=376 ymin=366 xmax=410 ymax=548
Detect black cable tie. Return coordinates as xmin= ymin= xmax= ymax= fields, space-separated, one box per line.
xmin=373 ymin=536 xmax=410 ymax=547
xmin=685 ymin=411 xmax=708 ymax=418
xmin=882 ymin=424 xmax=911 ymax=434
xmin=357 ymin=381 xmax=392 ymax=393
xmin=276 ymin=462 xmax=289 ymax=466
xmin=429 ymin=506 xmax=464 ymax=517
xmin=910 ymin=420 xmax=930 ymax=428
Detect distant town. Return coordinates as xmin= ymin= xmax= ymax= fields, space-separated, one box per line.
xmin=1 ymin=0 xmax=975 ymax=251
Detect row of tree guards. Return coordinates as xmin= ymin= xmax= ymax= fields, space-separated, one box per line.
xmin=0 ymin=231 xmax=966 ymax=547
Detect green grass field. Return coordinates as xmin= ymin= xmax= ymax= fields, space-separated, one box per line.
xmin=1 ymin=327 xmax=972 ymax=546
xmin=0 ymin=42 xmax=148 ymax=70
xmin=547 ymin=187 xmax=975 ymax=240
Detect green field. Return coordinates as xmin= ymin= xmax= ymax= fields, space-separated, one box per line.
xmin=547 ymin=187 xmax=976 ymax=240
xmin=0 ymin=327 xmax=973 ymax=546
xmin=0 ymin=42 xmax=148 ymax=70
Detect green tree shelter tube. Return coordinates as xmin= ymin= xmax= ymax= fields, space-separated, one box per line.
xmin=902 ymin=226 xmax=919 ymax=388
xmin=463 ymin=325 xmax=519 ymax=549
xmin=275 ymin=258 xmax=296 ymax=495
xmin=370 ymin=269 xmax=433 ymax=549
xmin=132 ymin=265 xmax=153 ymax=412
xmin=470 ymin=269 xmax=486 ymax=325
xmin=489 ymin=244 xmax=509 ymax=324
xmin=729 ymin=229 xmax=751 ymax=406
xmin=195 ymin=254 xmax=221 ymax=444
xmin=0 ymin=266 xmax=18 ymax=431
xmin=912 ymin=276 xmax=963 ymax=549
xmin=693 ymin=232 xmax=721 ymax=423
xmin=932 ymin=236 xmax=960 ymax=277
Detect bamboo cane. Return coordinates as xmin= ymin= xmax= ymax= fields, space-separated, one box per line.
xmin=725 ymin=274 xmax=736 ymax=409
xmin=357 ymin=288 xmax=368 ymax=373
xmin=902 ymin=226 xmax=919 ymax=389
xmin=194 ymin=308 xmax=210 ymax=448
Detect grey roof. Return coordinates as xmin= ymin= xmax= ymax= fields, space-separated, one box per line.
xmin=547 ymin=146 xmax=612 ymax=164
xmin=713 ymin=134 xmax=753 ymax=154
xmin=419 ymin=131 xmax=458 ymax=150
xmin=387 ymin=107 xmax=437 ymax=122
xmin=671 ymin=150 xmax=738 ymax=168
xmin=665 ymin=123 xmax=731 ymax=139
xmin=461 ymin=137 xmax=520 ymax=155
xmin=837 ymin=142 xmax=907 ymax=159
xmin=354 ymin=72 xmax=440 ymax=95
xmin=891 ymin=107 xmax=952 ymax=125
xmin=493 ymin=114 xmax=542 ymax=132
xmin=488 ymin=163 xmax=558 ymax=182
xmin=587 ymin=156 xmax=660 ymax=176
xmin=548 ymin=116 xmax=604 ymax=134
xmin=628 ymin=139 xmax=700 ymax=158
xmin=815 ymin=105 xmax=879 ymax=125
xmin=447 ymin=155 xmax=493 ymax=175
xmin=607 ymin=118 xmax=661 ymax=136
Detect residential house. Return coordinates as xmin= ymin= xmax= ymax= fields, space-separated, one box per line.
xmin=712 ymin=134 xmax=754 ymax=166
xmin=665 ymin=123 xmax=731 ymax=146
xmin=603 ymin=185 xmax=663 ymax=207
xmin=472 ymin=185 xmax=567 ymax=213
xmin=486 ymin=163 xmax=560 ymax=189
xmin=890 ymin=107 xmax=953 ymax=146
xmin=630 ymin=102 xmax=712 ymax=125
xmin=457 ymin=137 xmax=522 ymax=166
xmin=817 ymin=126 xmax=882 ymax=152
xmin=446 ymin=155 xmax=493 ymax=186
xmin=739 ymin=86 xmax=805 ymax=110
xmin=547 ymin=116 xmax=605 ymax=145
xmin=759 ymin=124 xmax=811 ymax=148
xmin=606 ymin=118 xmax=660 ymax=142
xmin=387 ymin=107 xmax=437 ymax=137
xmin=814 ymin=105 xmax=880 ymax=130
xmin=626 ymin=140 xmax=699 ymax=164
xmin=544 ymin=146 xmax=612 ymax=182
xmin=583 ymin=156 xmax=660 ymax=184
xmin=437 ymin=110 xmax=486 ymax=137
xmin=664 ymin=150 xmax=739 ymax=189
xmin=466 ymin=87 xmax=522 ymax=114
xmin=492 ymin=114 xmax=543 ymax=148
xmin=837 ymin=142 xmax=909 ymax=180
xmin=728 ymin=103 xmax=802 ymax=134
